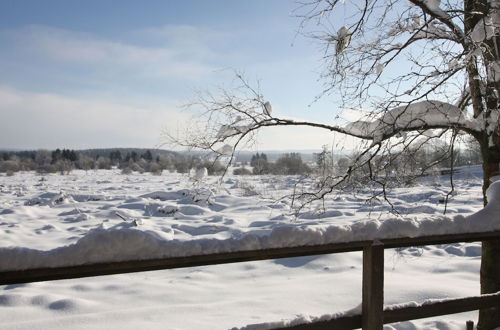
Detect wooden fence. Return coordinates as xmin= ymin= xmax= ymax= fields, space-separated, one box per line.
xmin=2 ymin=230 xmax=500 ymax=329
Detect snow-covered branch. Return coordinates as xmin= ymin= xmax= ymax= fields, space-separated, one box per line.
xmin=408 ymin=0 xmax=466 ymax=44
xmin=342 ymin=100 xmax=474 ymax=142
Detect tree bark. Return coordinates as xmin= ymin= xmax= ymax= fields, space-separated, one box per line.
xmin=478 ymin=136 xmax=500 ymax=330
xmin=464 ymin=0 xmax=486 ymax=118
xmin=479 ymin=241 xmax=500 ymax=329
xmin=467 ymin=0 xmax=500 ymax=326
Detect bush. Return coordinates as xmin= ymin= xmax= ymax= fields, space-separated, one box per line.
xmin=148 ymin=162 xmax=163 ymax=175
xmin=121 ymin=167 xmax=133 ymax=175
xmin=76 ymin=155 xmax=94 ymax=171
xmin=54 ymin=159 xmax=73 ymax=175
xmin=174 ymin=159 xmax=190 ymax=173
xmin=202 ymin=160 xmax=226 ymax=175
xmin=251 ymin=153 xmax=271 ymax=174
xmin=36 ymin=164 xmax=57 ymax=174
xmin=272 ymin=153 xmax=311 ymax=175
xmin=233 ymin=167 xmax=252 ymax=175
xmin=129 ymin=162 xmax=144 ymax=173
xmin=95 ymin=157 xmax=112 ymax=170
xmin=0 ymin=159 xmax=21 ymax=173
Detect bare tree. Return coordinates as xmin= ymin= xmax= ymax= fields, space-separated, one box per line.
xmin=314 ymin=145 xmax=335 ymax=178
xmin=173 ymin=1 xmax=500 ymax=327
xmin=76 ymin=154 xmax=94 ymax=172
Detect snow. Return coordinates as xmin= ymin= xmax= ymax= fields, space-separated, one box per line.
xmin=413 ymin=20 xmax=454 ymax=40
xmin=487 ymin=61 xmax=500 ymax=82
xmin=470 ymin=12 xmax=498 ymax=43
xmin=487 ymin=180 xmax=500 ymax=204
xmin=192 ymin=167 xmax=208 ymax=181
xmin=338 ymin=26 xmax=350 ymax=38
xmin=424 ymin=0 xmax=440 ymax=10
xmin=217 ymin=144 xmax=233 ymax=155
xmin=217 ymin=125 xmax=239 ymax=138
xmin=247 ymin=293 xmax=500 ymax=330
xmin=448 ymin=59 xmax=460 ymax=70
xmin=335 ymin=26 xmax=352 ymax=54
xmin=407 ymin=14 xmax=422 ymax=32
xmin=263 ymin=101 xmax=272 ymax=116
xmin=473 ymin=105 xmax=500 ymax=141
xmin=216 ymin=124 xmax=253 ymax=139
xmin=235 ymin=304 xmax=361 ymax=330
xmin=0 ymin=167 xmax=490 ymax=329
xmin=0 ymin=210 xmax=491 ymax=271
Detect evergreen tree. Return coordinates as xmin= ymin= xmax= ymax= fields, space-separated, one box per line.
xmin=142 ymin=150 xmax=153 ymax=162
xmin=51 ymin=149 xmax=62 ymax=164
xmin=250 ymin=153 xmax=270 ymax=174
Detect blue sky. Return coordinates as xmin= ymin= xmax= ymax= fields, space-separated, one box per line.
xmin=0 ymin=0 xmax=349 ymax=150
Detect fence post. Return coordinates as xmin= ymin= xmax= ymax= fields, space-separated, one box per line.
xmin=362 ymin=241 xmax=384 ymax=330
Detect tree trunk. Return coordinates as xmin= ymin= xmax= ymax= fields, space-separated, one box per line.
xmin=479 ymin=241 xmax=500 ymax=329
xmin=478 ymin=136 xmax=500 ymax=329
xmin=469 ymin=0 xmax=500 ymax=325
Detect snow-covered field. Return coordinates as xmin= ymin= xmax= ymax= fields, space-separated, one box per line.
xmin=0 ymin=167 xmax=490 ymax=329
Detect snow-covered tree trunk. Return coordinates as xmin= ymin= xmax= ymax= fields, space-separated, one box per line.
xmin=469 ymin=0 xmax=500 ymax=327
xmin=478 ymin=69 xmax=500 ymax=330
xmin=479 ymin=133 xmax=500 ymax=330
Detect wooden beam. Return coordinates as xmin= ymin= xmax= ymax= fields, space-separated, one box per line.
xmin=384 ymin=292 xmax=500 ymax=324
xmin=362 ymin=242 xmax=384 ymax=329
xmin=273 ymin=315 xmax=362 ymax=329
xmin=3 ymin=231 xmax=500 ymax=329
xmin=0 ymin=241 xmax=369 ymax=285
xmin=270 ymin=293 xmax=500 ymax=330
xmin=2 ymin=230 xmax=500 ymax=285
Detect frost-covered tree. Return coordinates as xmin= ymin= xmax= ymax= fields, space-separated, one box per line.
xmin=76 ymin=154 xmax=94 ymax=172
xmin=274 ymin=153 xmax=312 ymax=175
xmin=174 ymin=1 xmax=500 ymax=327
xmin=250 ymin=153 xmax=271 ymax=174
xmin=314 ymin=145 xmax=335 ymax=177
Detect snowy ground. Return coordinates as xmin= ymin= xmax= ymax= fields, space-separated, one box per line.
xmin=0 ymin=167 xmax=488 ymax=329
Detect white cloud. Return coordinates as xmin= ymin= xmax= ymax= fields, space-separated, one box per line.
xmin=138 ymin=25 xmax=229 ymax=55
xmin=0 ymin=85 xmax=362 ymax=151
xmin=2 ymin=25 xmax=218 ymax=80
xmin=0 ymin=86 xmax=190 ymax=149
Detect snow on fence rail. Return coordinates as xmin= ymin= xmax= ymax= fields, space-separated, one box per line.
xmin=2 ymin=230 xmax=500 ymax=330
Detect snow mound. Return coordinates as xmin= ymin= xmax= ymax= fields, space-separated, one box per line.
xmin=234 ymin=304 xmax=361 ymax=330
xmin=140 ymin=189 xmax=192 ymax=201
xmin=487 ymin=180 xmax=500 ymax=203
xmin=25 ymin=192 xmax=75 ymax=206
xmin=245 ymin=293 xmax=500 ymax=330
xmin=192 ymin=167 xmax=208 ymax=181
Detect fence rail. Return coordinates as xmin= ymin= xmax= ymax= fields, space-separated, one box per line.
xmin=2 ymin=230 xmax=500 ymax=329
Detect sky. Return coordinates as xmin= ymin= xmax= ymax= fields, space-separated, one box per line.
xmin=0 ymin=0 xmax=353 ymax=151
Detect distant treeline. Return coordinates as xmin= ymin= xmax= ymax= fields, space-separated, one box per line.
xmin=233 ymin=152 xmax=312 ymax=176
xmin=0 ymin=148 xmax=316 ymax=177
xmin=0 ymin=148 xmax=226 ymax=175
xmin=0 ymin=139 xmax=483 ymax=178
